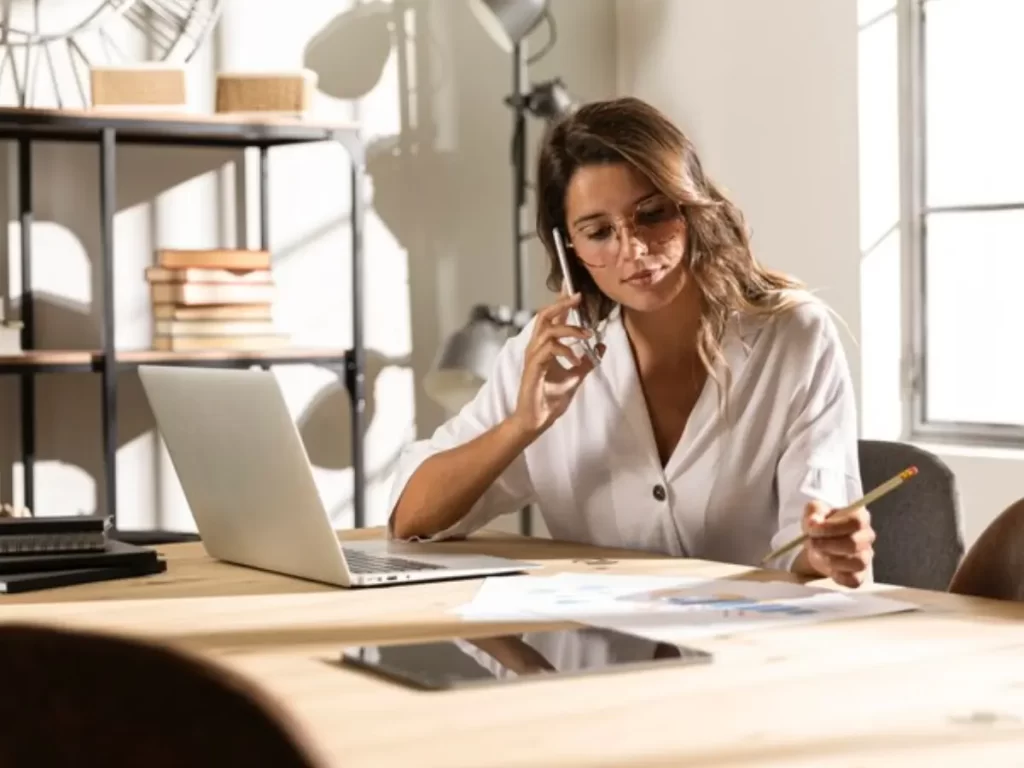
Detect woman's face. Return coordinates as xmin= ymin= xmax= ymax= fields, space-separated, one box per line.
xmin=563 ymin=162 xmax=690 ymax=314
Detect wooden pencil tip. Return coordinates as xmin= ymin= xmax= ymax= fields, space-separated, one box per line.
xmin=902 ymin=466 xmax=919 ymax=479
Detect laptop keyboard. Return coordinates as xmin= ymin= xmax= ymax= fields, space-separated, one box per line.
xmin=342 ymin=548 xmax=446 ymax=575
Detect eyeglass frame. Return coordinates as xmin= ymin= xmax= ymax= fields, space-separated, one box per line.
xmin=563 ymin=195 xmax=687 ymax=268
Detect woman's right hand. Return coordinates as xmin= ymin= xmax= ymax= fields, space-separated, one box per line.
xmin=511 ymin=293 xmax=602 ymax=439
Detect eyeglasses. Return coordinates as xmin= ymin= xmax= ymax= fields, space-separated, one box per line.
xmin=568 ymin=196 xmax=686 ymax=268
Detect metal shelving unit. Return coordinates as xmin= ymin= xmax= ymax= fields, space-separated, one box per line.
xmin=0 ymin=107 xmax=367 ymax=544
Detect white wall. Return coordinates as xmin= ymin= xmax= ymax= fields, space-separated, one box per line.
xmin=616 ymin=0 xmax=863 ymax=395
xmin=616 ymin=0 xmax=1023 ymax=546
xmin=0 ymin=0 xmax=617 ymax=532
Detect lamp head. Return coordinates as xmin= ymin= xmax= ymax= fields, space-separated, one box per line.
xmin=468 ymin=0 xmax=549 ymax=52
xmin=504 ymin=77 xmax=577 ymax=122
xmin=423 ymin=304 xmax=531 ymax=412
xmin=525 ymin=78 xmax=576 ymax=121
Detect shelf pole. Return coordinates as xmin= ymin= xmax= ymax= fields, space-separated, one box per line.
xmin=258 ymin=146 xmax=270 ymax=251
xmin=17 ymin=138 xmax=34 ymax=513
xmin=257 ymin=145 xmax=270 ymax=372
xmin=99 ymin=128 xmax=118 ymax=526
xmin=346 ymin=141 xmax=366 ymax=530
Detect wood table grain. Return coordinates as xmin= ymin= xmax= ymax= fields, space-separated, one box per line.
xmin=1 ymin=528 xmax=1022 ymax=767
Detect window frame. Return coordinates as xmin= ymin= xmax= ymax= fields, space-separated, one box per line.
xmin=898 ymin=0 xmax=1024 ymax=446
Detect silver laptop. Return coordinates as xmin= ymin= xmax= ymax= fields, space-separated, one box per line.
xmin=137 ymin=365 xmax=534 ymax=588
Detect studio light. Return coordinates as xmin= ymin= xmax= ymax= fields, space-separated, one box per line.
xmin=467 ymin=0 xmax=549 ymax=52
xmin=427 ymin=0 xmax=574 ymax=536
xmin=423 ymin=305 xmax=532 ymax=413
xmin=508 ymin=77 xmax=576 ymax=121
xmin=425 ymin=1 xmax=576 ymax=417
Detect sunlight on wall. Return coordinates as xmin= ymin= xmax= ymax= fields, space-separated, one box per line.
xmin=115 ymin=199 xmax=158 ymax=351
xmin=155 ymin=0 xmax=416 ymax=531
xmin=13 ymin=460 xmax=95 ymax=517
xmin=0 ymin=0 xmax=415 ymax=530
xmin=1 ymin=0 xmax=617 ymax=533
xmin=7 ymin=221 xmax=92 ymax=305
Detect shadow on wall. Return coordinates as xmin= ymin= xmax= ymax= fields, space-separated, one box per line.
xmin=324 ymin=0 xmax=459 ymax=438
xmin=0 ymin=7 xmax=405 ymax=519
xmin=297 ymin=348 xmax=411 ymax=525
xmin=0 ymin=143 xmax=393 ymax=518
xmin=0 ymin=0 xmax=600 ymax=521
xmin=306 ymin=0 xmax=548 ymax=445
xmin=14 ymin=142 xmax=243 ymax=348
xmin=0 ymin=143 xmax=246 ymax=513
xmin=297 ymin=348 xmax=405 ymax=470
xmin=2 ymin=293 xmax=393 ymax=519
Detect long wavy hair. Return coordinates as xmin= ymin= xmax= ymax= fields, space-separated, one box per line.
xmin=535 ymin=96 xmax=805 ymax=390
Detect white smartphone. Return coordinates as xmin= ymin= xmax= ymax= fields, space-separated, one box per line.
xmin=552 ymin=227 xmax=600 ymax=366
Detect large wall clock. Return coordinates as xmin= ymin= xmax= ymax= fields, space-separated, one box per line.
xmin=0 ymin=0 xmax=223 ymax=108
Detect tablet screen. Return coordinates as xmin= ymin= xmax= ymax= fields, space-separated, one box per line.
xmin=338 ymin=627 xmax=712 ymax=690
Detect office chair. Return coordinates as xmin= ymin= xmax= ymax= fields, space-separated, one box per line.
xmin=858 ymin=440 xmax=965 ymax=590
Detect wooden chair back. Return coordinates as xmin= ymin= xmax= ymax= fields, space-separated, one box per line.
xmin=948 ymin=497 xmax=1024 ymax=602
xmin=0 ymin=623 xmax=322 ymax=768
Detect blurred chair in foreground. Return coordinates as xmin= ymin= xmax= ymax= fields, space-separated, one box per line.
xmin=0 ymin=623 xmax=322 ymax=768
xmin=948 ymin=497 xmax=1024 ymax=602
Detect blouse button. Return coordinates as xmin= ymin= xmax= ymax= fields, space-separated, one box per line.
xmin=652 ymin=484 xmax=667 ymax=502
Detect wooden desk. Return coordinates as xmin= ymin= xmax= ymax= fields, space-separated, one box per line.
xmin=2 ymin=529 xmax=1023 ymax=767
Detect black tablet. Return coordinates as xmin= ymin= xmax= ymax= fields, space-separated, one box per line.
xmin=338 ymin=626 xmax=712 ymax=690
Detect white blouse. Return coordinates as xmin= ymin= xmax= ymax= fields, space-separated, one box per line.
xmin=387 ymin=295 xmax=862 ymax=572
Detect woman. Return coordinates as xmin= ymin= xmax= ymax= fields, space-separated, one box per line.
xmin=389 ymin=97 xmax=875 ymax=588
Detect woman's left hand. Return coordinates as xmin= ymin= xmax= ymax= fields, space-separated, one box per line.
xmin=801 ymin=500 xmax=876 ymax=588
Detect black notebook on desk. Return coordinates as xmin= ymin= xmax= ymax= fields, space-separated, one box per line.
xmin=0 ymin=539 xmax=160 ymax=575
xmin=0 ymin=558 xmax=167 ymax=594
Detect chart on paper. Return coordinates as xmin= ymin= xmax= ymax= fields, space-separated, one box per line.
xmin=454 ymin=573 xmax=919 ymax=642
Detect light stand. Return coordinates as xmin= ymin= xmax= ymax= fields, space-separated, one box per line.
xmin=511 ymin=40 xmax=530 ymax=326
xmin=507 ymin=53 xmax=578 ymax=535
xmin=511 ymin=40 xmax=531 ymax=534
xmin=426 ymin=1 xmax=577 ymax=536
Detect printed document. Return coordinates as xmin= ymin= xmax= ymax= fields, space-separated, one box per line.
xmin=455 ymin=572 xmax=918 ymax=642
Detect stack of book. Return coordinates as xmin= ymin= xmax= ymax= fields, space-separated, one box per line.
xmin=0 ymin=515 xmax=166 ymax=594
xmin=146 ymin=248 xmax=288 ymax=352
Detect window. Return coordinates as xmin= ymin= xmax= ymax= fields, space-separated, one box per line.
xmin=903 ymin=0 xmax=1024 ymax=444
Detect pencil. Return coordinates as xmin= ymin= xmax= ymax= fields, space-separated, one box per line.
xmin=760 ymin=465 xmax=919 ymax=566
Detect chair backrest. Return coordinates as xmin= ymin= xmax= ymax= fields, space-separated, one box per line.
xmin=948 ymin=497 xmax=1024 ymax=602
xmin=0 ymin=623 xmax=322 ymax=768
xmin=858 ymin=440 xmax=965 ymax=590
